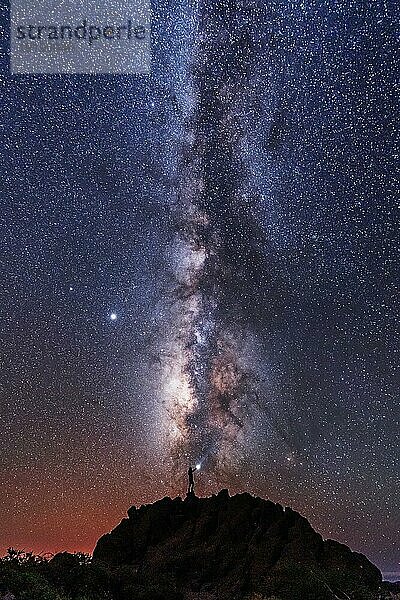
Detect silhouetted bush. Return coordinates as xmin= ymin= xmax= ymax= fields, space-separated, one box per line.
xmin=0 ymin=549 xmax=111 ymax=600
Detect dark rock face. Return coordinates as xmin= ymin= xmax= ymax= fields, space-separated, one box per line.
xmin=93 ymin=490 xmax=382 ymax=600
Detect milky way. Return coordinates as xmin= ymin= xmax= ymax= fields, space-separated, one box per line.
xmin=156 ymin=0 xmax=289 ymax=478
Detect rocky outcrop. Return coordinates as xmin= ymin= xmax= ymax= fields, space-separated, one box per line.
xmin=93 ymin=490 xmax=382 ymax=600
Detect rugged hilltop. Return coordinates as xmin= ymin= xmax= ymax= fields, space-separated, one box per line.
xmin=93 ymin=490 xmax=383 ymax=600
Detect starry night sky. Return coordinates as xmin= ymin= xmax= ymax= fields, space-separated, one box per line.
xmin=0 ymin=0 xmax=399 ymax=579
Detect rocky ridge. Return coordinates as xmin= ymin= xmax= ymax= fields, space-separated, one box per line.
xmin=93 ymin=490 xmax=383 ymax=600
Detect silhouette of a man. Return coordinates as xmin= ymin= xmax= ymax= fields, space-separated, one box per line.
xmin=188 ymin=466 xmax=195 ymax=494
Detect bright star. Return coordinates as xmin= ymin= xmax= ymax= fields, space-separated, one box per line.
xmin=110 ymin=313 xmax=118 ymax=321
